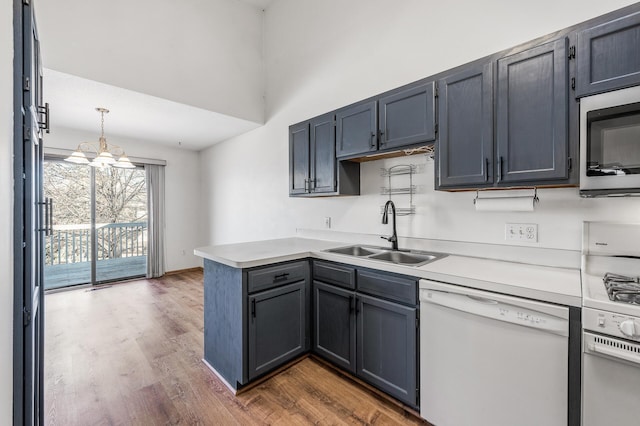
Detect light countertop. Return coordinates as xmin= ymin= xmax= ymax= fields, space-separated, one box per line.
xmin=195 ymin=237 xmax=582 ymax=307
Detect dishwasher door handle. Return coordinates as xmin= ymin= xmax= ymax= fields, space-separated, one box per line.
xmin=465 ymin=294 xmax=499 ymax=304
xmin=421 ymin=289 xmax=569 ymax=337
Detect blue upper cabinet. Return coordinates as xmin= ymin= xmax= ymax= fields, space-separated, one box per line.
xmin=336 ymin=81 xmax=437 ymax=159
xmin=289 ymin=121 xmax=310 ymax=195
xmin=378 ymin=82 xmax=436 ymax=151
xmin=576 ymin=11 xmax=640 ymax=97
xmin=437 ymin=63 xmax=493 ymax=188
xmin=336 ymin=100 xmax=378 ymax=158
xmin=496 ymin=38 xmax=569 ymax=184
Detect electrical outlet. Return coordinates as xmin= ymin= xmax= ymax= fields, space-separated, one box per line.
xmin=324 ymin=217 xmax=331 ymax=229
xmin=505 ymin=223 xmax=538 ymax=242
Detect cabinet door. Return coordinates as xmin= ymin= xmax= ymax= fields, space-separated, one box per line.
xmin=310 ymin=113 xmax=336 ymax=194
xmin=336 ymin=100 xmax=377 ymax=158
xmin=576 ymin=11 xmax=640 ymax=97
xmin=313 ymin=281 xmax=356 ymax=373
xmin=496 ymin=38 xmax=569 ymax=184
xmin=289 ymin=122 xmax=310 ymax=195
xmin=357 ymin=293 xmax=417 ymax=407
xmin=379 ymin=82 xmax=436 ymax=150
xmin=437 ymin=63 xmax=493 ymax=188
xmin=248 ymin=281 xmax=306 ymax=380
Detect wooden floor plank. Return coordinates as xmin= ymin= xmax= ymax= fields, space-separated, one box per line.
xmin=45 ymin=270 xmax=427 ymax=425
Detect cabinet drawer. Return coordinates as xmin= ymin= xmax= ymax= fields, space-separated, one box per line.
xmin=247 ymin=261 xmax=308 ymax=293
xmin=357 ymin=269 xmax=417 ymax=305
xmin=313 ymin=260 xmax=356 ymax=290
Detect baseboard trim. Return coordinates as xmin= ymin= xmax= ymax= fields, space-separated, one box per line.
xmin=165 ymin=266 xmax=203 ymax=276
xmin=202 ymin=359 xmax=238 ymax=395
xmin=201 ymin=354 xmax=310 ymax=397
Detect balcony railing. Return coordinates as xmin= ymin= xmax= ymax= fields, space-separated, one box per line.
xmin=45 ymin=222 xmax=147 ymax=266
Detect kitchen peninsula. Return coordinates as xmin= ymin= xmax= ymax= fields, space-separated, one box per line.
xmin=195 ymin=236 xmax=581 ymax=406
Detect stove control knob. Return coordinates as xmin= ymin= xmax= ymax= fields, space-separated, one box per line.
xmin=619 ymin=320 xmax=638 ymax=338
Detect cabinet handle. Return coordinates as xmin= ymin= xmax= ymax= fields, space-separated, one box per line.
xmin=497 ymin=157 xmax=503 ymax=183
xmin=379 ymin=130 xmax=385 ymax=146
xmin=309 ymin=179 xmax=316 ymax=191
xmin=370 ymin=132 xmax=376 ymax=148
xmin=251 ymin=299 xmax=256 ymax=318
xmin=484 ymin=158 xmax=489 ymax=182
xmin=273 ymin=272 xmax=289 ymax=282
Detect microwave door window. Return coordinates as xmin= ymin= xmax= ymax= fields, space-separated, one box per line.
xmin=587 ymin=110 xmax=640 ymax=177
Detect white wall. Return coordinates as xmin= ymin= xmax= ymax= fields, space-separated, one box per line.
xmin=36 ymin=0 xmax=265 ymax=123
xmin=200 ymin=0 xmax=640 ymax=252
xmin=46 ymin=127 xmax=202 ymax=272
xmin=0 ymin=0 xmax=12 ymax=420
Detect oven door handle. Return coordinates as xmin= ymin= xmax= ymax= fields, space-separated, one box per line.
xmin=587 ymin=341 xmax=640 ymax=365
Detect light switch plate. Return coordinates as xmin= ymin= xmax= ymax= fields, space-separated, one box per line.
xmin=505 ymin=223 xmax=538 ymax=242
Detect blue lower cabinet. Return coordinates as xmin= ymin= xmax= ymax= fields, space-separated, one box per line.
xmin=356 ymin=293 xmax=418 ymax=408
xmin=313 ymin=281 xmax=357 ymax=373
xmin=312 ymin=261 xmax=420 ymax=408
xmin=248 ymin=281 xmax=307 ymax=381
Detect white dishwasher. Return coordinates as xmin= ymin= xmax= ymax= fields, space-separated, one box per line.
xmin=419 ymin=279 xmax=569 ymax=426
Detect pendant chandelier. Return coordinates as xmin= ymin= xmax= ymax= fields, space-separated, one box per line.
xmin=65 ymin=107 xmax=135 ymax=168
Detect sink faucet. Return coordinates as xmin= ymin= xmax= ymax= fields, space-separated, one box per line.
xmin=381 ymin=200 xmax=398 ymax=250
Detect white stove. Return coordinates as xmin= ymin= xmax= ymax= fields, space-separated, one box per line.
xmin=581 ymin=222 xmax=640 ymax=426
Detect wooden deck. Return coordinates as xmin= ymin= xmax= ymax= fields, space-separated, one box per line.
xmin=44 ymin=256 xmax=147 ymax=290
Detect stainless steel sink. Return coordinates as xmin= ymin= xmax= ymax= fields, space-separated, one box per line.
xmin=327 ymin=245 xmax=384 ymax=257
xmin=324 ymin=245 xmax=446 ymax=267
xmin=368 ymin=250 xmax=438 ymax=265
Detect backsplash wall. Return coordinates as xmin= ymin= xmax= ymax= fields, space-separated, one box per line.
xmin=199 ymin=0 xmax=640 ymax=251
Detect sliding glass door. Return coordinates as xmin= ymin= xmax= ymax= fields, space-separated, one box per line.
xmin=43 ymin=159 xmax=147 ymax=289
xmin=94 ymin=166 xmax=147 ymax=282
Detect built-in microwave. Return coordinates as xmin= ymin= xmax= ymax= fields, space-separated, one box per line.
xmin=580 ymin=85 xmax=640 ymax=197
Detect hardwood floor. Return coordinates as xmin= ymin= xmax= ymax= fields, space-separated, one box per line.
xmin=45 ymin=270 xmax=426 ymax=425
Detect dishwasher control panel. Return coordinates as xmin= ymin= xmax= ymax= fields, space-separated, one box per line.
xmin=583 ymin=307 xmax=640 ymax=341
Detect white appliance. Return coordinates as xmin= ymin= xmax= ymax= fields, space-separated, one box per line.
xmin=579 ymin=85 xmax=640 ymax=197
xmin=419 ymin=279 xmax=570 ymax=426
xmin=581 ymin=222 xmax=640 ymax=426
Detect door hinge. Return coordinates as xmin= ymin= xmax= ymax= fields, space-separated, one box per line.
xmin=22 ymin=241 xmax=26 ymax=248
xmin=571 ymin=77 xmax=576 ymax=91
xmin=23 ymin=76 xmax=30 ymax=91
xmin=23 ymin=307 xmax=31 ymax=326
xmin=568 ymin=157 xmax=572 ymax=171
xmin=23 ymin=126 xmax=31 ymax=141
xmin=568 ymin=45 xmax=576 ymax=60
xmin=23 ymin=0 xmax=30 ymax=5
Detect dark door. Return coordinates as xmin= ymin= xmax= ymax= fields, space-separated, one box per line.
xmin=576 ymin=11 xmax=640 ymax=97
xmin=289 ymin=121 xmax=310 ymax=195
xmin=379 ymin=82 xmax=436 ymax=150
xmin=313 ymin=281 xmax=356 ymax=373
xmin=356 ymin=293 xmax=417 ymax=407
xmin=336 ymin=100 xmax=377 ymax=158
xmin=247 ymin=281 xmax=306 ymax=380
xmin=309 ymin=113 xmax=336 ymax=194
xmin=496 ymin=38 xmax=569 ymax=184
xmin=437 ymin=63 xmax=494 ymax=188
xmin=14 ymin=0 xmax=45 ymax=424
